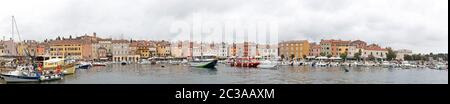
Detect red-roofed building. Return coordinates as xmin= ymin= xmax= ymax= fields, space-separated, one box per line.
xmin=361 ymin=44 xmax=388 ymax=59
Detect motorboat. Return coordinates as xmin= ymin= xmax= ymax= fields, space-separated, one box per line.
xmin=257 ymin=60 xmax=278 ymax=69
xmin=92 ymin=62 xmax=107 ymax=66
xmin=77 ymin=62 xmax=92 ymax=69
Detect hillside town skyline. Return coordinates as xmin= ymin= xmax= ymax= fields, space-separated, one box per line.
xmin=0 ymin=32 xmax=446 ymax=54
xmin=1 ymin=32 xmax=446 ymax=64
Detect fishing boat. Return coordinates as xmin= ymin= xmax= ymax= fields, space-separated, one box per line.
xmin=230 ymin=57 xmax=260 ymax=68
xmin=0 ymin=66 xmax=40 ymax=83
xmin=0 ymin=65 xmax=63 ymax=83
xmin=37 ymin=57 xmax=76 ymax=75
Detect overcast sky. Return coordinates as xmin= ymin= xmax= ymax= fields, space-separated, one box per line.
xmin=0 ymin=0 xmax=447 ymax=53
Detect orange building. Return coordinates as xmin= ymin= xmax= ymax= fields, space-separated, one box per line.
xmin=279 ymin=40 xmax=310 ymax=60
xmin=320 ymin=39 xmax=350 ymax=57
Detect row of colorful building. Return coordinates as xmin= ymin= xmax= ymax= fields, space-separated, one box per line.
xmin=0 ymin=33 xmax=414 ymax=62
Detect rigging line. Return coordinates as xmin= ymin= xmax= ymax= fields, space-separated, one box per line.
xmin=13 ymin=16 xmax=22 ymax=42
xmin=11 ymin=16 xmax=14 ymax=41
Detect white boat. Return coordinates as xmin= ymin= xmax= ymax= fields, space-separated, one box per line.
xmin=257 ymin=60 xmax=278 ymax=69
xmin=400 ymin=61 xmax=413 ymax=69
xmin=329 ymin=62 xmax=340 ymax=67
xmin=313 ymin=61 xmax=328 ymax=67
xmin=92 ymin=62 xmax=107 ymax=66
xmin=77 ymin=62 xmax=92 ymax=69
xmin=0 ymin=66 xmax=41 ymax=83
xmin=279 ymin=61 xmax=290 ymax=66
xmin=381 ymin=61 xmax=394 ymax=68
xmin=139 ymin=60 xmax=152 ymax=65
xmin=431 ymin=62 xmax=447 ymax=70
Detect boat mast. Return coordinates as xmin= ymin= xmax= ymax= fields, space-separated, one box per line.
xmin=12 ymin=16 xmax=33 ymax=63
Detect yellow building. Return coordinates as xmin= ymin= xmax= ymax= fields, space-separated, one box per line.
xmin=337 ymin=46 xmax=349 ymax=56
xmin=156 ymin=41 xmax=171 ymax=57
xmin=16 ymin=43 xmax=28 ymax=56
xmin=49 ymin=40 xmax=83 ymax=59
xmin=279 ymin=40 xmax=310 ymax=60
xmin=134 ymin=41 xmax=151 ymax=59
xmin=139 ymin=46 xmax=150 ymax=58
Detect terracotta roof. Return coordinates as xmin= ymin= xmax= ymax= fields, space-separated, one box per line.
xmin=351 ymin=40 xmax=367 ymax=44
xmin=112 ymin=40 xmax=129 ymax=44
xmin=320 ymin=39 xmax=350 ymax=46
xmin=364 ymin=44 xmax=387 ymax=51
xmin=49 ymin=40 xmax=84 ymax=45
xmin=280 ymin=40 xmax=309 ymax=44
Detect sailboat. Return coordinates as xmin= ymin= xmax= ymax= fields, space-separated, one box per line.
xmin=189 ymin=42 xmax=218 ymax=69
xmin=189 ymin=55 xmax=218 ymax=69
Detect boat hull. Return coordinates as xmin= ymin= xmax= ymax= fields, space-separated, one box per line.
xmin=77 ymin=64 xmax=91 ymax=69
xmin=190 ymin=60 xmax=218 ymax=69
xmin=230 ymin=62 xmax=260 ymax=68
xmin=257 ymin=64 xmax=277 ymax=69
xmin=0 ymin=74 xmax=40 ymax=83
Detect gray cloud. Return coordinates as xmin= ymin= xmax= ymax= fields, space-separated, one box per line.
xmin=0 ymin=0 xmax=447 ymax=53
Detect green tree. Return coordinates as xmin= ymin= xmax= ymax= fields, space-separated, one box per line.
xmin=340 ymin=53 xmax=348 ymax=61
xmin=404 ymin=55 xmax=412 ymax=61
xmin=327 ymin=54 xmax=332 ymax=58
xmin=386 ymin=48 xmax=397 ymax=61
xmin=354 ymin=49 xmax=362 ymax=61
xmin=368 ymin=54 xmax=375 ymax=61
xmin=320 ymin=52 xmax=326 ymax=57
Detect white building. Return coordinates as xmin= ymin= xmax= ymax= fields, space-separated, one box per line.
xmin=395 ymin=49 xmax=413 ymax=61
xmin=170 ymin=41 xmax=186 ymax=58
xmin=218 ymin=42 xmax=229 ymax=58
xmin=361 ymin=44 xmax=388 ymax=59
xmin=92 ymin=39 xmax=113 ymax=60
xmin=231 ymin=42 xmax=257 ymax=58
xmin=112 ymin=40 xmax=140 ymax=62
xmin=258 ymin=44 xmax=278 ymax=58
xmin=0 ymin=40 xmax=18 ymax=56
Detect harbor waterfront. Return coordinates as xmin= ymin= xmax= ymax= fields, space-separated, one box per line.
xmin=2 ymin=63 xmax=447 ymax=84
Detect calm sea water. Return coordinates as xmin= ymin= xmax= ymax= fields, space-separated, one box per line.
xmin=3 ymin=63 xmax=448 ymax=84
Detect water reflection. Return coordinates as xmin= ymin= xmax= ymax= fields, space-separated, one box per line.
xmin=1 ymin=63 xmax=447 ymax=84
